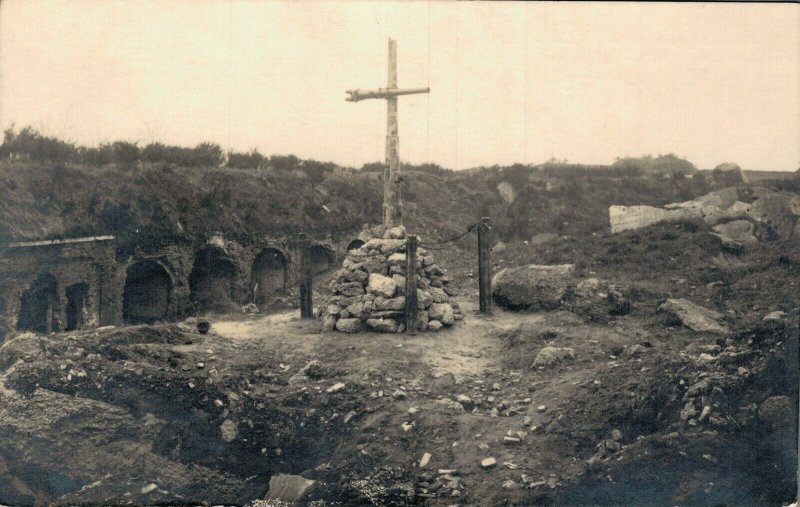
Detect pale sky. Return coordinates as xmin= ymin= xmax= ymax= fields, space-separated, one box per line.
xmin=1 ymin=1 xmax=798 ymax=171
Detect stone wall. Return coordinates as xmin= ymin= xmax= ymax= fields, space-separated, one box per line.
xmin=0 ymin=233 xmax=340 ymax=341
xmin=320 ymin=226 xmax=462 ymax=333
xmin=0 ymin=238 xmax=117 ymax=341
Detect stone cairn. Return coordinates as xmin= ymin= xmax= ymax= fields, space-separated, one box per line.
xmin=321 ymin=225 xmax=462 ymax=333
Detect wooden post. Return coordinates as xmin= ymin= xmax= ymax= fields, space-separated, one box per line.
xmin=405 ymin=235 xmax=418 ymax=334
xmin=298 ymin=233 xmax=313 ymax=319
xmin=477 ymin=217 xmax=492 ymax=314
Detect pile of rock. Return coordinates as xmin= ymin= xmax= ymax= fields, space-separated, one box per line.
xmin=320 ymin=225 xmax=461 ymax=333
xmin=609 ymin=186 xmax=800 ymax=243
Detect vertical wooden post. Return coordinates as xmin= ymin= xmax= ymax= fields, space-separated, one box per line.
xmin=298 ymin=233 xmax=313 ymax=319
xmin=478 ymin=217 xmax=492 ymax=314
xmin=405 ymin=235 xmax=418 ymax=334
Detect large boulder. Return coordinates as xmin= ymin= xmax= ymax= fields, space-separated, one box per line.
xmin=666 ymin=187 xmax=741 ymax=216
xmin=497 ymin=181 xmax=517 ymax=204
xmin=265 ymin=474 xmax=317 ymax=502
xmin=704 ymin=201 xmax=752 ymax=225
xmin=659 ymin=298 xmax=728 ymax=334
xmin=609 ymin=205 xmax=702 ymax=233
xmin=492 ymin=264 xmax=575 ymax=311
xmin=712 ymin=220 xmax=757 ymax=244
xmin=746 ymin=187 xmax=800 ymax=240
xmin=712 ymin=163 xmax=748 ymax=186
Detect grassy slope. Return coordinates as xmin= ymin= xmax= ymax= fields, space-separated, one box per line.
xmin=0 ymin=159 xmax=787 ymax=247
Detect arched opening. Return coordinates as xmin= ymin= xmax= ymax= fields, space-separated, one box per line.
xmin=65 ymin=283 xmax=89 ymax=331
xmin=17 ymin=273 xmax=59 ymax=333
xmin=189 ymin=246 xmax=237 ymax=313
xmin=347 ymin=239 xmax=365 ymax=251
xmin=310 ymin=244 xmax=335 ymax=276
xmin=250 ymin=248 xmax=288 ymax=306
xmin=123 ymin=261 xmax=171 ymax=324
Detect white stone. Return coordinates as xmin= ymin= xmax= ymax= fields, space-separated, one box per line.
xmin=367 ymin=273 xmax=397 ymax=298
xmin=429 ymin=303 xmax=455 ymax=326
xmin=533 ymin=347 xmax=575 ymax=367
xmin=609 ymin=205 xmax=702 ymax=233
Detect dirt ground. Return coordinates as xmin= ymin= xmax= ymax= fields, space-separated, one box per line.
xmin=0 ymin=224 xmax=798 ymax=506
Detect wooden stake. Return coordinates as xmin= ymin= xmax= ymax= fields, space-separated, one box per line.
xmin=405 ymin=235 xmax=418 ymax=334
xmin=478 ymin=217 xmax=492 ymax=314
xmin=298 ymin=233 xmax=313 ymax=319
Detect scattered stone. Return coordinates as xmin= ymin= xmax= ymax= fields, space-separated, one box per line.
xmin=419 ymin=452 xmax=432 ymax=468
xmin=659 ymin=298 xmax=728 ymax=334
xmin=434 ymin=399 xmax=465 ymax=413
xmin=763 ymin=311 xmax=787 ymax=322
xmin=219 ymin=419 xmax=237 ymax=442
xmin=265 ymin=474 xmax=317 ymax=502
xmin=533 ymin=347 xmax=575 ymax=367
xmin=537 ymin=405 xmax=547 ymax=413
xmin=141 ymin=483 xmax=158 ymax=494
xmin=481 ymin=457 xmax=497 ymax=468
xmin=326 ymin=382 xmax=346 ymax=393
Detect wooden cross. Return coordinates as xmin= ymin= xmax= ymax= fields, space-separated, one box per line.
xmin=346 ymin=38 xmax=430 ymax=228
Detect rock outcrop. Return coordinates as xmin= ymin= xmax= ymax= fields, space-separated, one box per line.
xmin=320 ymin=225 xmax=461 ymax=333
